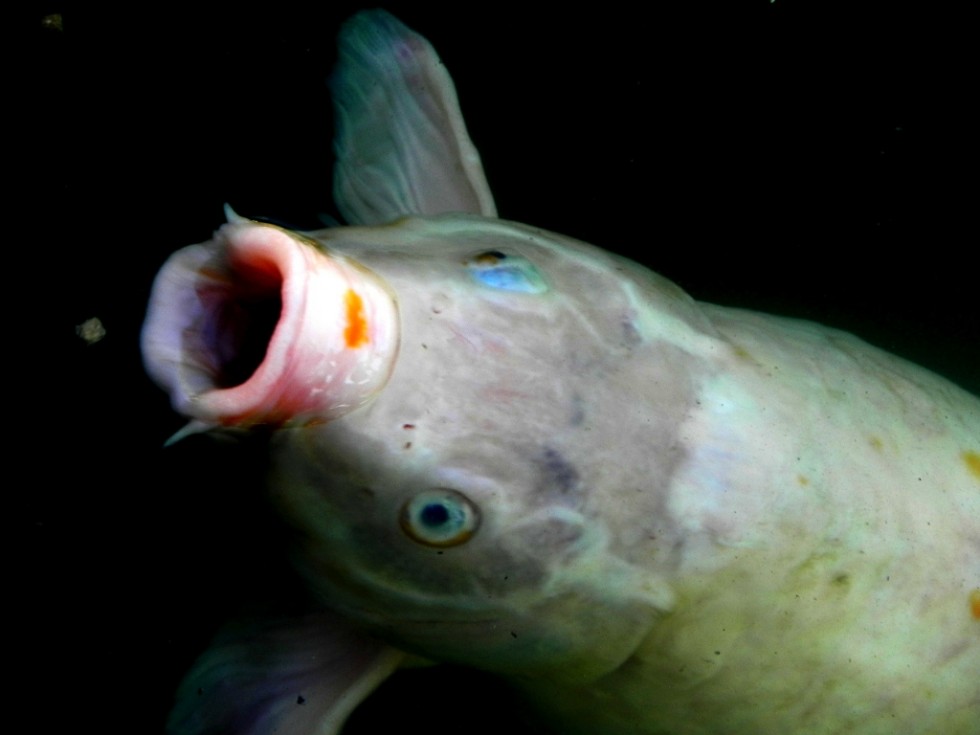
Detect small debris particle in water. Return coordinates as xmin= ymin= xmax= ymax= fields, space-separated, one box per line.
xmin=42 ymin=14 xmax=64 ymax=31
xmin=76 ymin=317 xmax=106 ymax=345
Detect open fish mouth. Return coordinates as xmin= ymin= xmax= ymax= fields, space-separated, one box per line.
xmin=142 ymin=214 xmax=399 ymax=429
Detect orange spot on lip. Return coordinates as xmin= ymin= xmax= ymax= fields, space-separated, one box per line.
xmin=962 ymin=451 xmax=980 ymax=480
xmin=971 ymin=589 xmax=980 ymax=620
xmin=344 ymin=289 xmax=369 ymax=348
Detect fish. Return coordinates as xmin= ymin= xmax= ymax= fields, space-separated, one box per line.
xmin=142 ymin=9 xmax=980 ymax=735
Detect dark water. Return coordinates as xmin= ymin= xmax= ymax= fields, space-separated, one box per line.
xmin=26 ymin=3 xmax=976 ymax=734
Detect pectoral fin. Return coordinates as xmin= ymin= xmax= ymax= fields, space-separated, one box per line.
xmin=167 ymin=611 xmax=403 ymax=735
xmin=331 ymin=10 xmax=497 ymax=224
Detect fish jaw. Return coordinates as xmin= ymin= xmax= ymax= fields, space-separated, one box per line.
xmin=141 ymin=218 xmax=398 ymax=428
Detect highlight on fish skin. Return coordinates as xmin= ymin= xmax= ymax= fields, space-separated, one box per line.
xmin=143 ymin=9 xmax=980 ymax=735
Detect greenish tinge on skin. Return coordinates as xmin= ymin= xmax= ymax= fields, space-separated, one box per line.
xmin=145 ymin=9 xmax=980 ymax=735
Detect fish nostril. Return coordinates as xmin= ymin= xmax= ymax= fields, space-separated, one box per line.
xmin=465 ymin=250 xmax=548 ymax=294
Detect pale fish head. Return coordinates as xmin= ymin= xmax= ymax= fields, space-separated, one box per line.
xmin=261 ymin=215 xmax=722 ymax=681
xmin=142 ymin=203 xmax=717 ymax=683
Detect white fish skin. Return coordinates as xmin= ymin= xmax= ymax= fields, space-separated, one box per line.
xmin=144 ymin=10 xmax=980 ymax=735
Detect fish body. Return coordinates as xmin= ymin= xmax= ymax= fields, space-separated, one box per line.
xmin=143 ymin=10 xmax=980 ymax=735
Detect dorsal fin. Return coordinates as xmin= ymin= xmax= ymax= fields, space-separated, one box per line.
xmin=331 ymin=10 xmax=497 ymax=225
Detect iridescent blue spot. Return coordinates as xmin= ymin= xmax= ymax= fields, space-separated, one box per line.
xmin=467 ymin=251 xmax=548 ymax=294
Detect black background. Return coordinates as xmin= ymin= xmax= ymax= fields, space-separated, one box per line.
xmin=23 ymin=3 xmax=977 ymax=734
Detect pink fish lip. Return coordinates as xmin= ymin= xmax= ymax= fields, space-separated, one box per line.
xmin=141 ymin=219 xmax=399 ymax=428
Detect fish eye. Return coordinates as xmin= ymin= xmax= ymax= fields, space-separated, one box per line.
xmin=400 ymin=489 xmax=480 ymax=547
xmin=466 ymin=250 xmax=548 ymax=294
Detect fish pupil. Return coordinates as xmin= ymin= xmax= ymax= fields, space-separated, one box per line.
xmin=420 ymin=503 xmax=450 ymax=527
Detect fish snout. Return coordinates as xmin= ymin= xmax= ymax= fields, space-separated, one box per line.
xmin=141 ymin=220 xmax=398 ymax=429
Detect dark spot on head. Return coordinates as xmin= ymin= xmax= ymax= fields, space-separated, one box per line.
xmin=569 ymin=394 xmax=586 ymax=426
xmin=296 ymin=696 xmax=306 ymax=705
xmin=832 ymin=573 xmax=850 ymax=587
xmin=621 ymin=315 xmax=643 ymax=347
xmin=537 ymin=446 xmax=580 ymax=496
